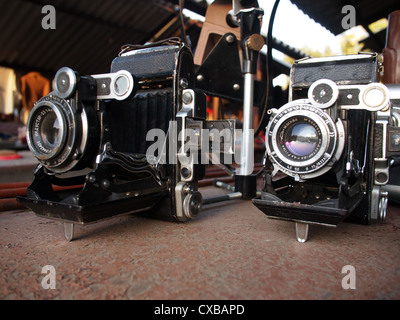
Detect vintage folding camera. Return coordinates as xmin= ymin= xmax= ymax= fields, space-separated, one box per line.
xmin=17 ymin=41 xmax=235 ymax=240
xmin=253 ymin=53 xmax=400 ymax=241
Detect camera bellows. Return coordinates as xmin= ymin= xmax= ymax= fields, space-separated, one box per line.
xmin=108 ymin=90 xmax=173 ymax=155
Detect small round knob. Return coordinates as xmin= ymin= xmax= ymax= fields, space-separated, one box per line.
xmin=183 ymin=192 xmax=203 ymax=219
xmin=247 ymin=34 xmax=265 ymax=52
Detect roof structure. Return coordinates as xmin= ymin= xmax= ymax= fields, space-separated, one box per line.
xmin=0 ymin=0 xmax=398 ymax=77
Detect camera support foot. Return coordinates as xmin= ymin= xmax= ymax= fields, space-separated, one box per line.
xmin=64 ymin=223 xmax=75 ymax=242
xmin=295 ymin=223 xmax=309 ymax=243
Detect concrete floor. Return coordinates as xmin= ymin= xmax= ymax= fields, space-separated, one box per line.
xmin=0 ymin=184 xmax=399 ymax=300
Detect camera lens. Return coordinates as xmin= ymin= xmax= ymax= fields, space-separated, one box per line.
xmin=277 ymin=117 xmax=321 ymax=161
xmin=27 ymin=102 xmax=67 ymax=161
xmin=26 ymin=95 xmax=96 ymax=174
xmin=39 ymin=108 xmax=61 ymax=150
xmin=283 ymin=122 xmax=319 ymax=157
xmin=27 ymin=70 xmax=100 ymax=174
xmin=266 ymin=102 xmax=345 ymax=180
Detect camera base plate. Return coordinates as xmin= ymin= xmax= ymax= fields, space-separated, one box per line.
xmin=252 ymin=193 xmax=353 ymax=227
xmin=17 ymin=191 xmax=168 ymax=225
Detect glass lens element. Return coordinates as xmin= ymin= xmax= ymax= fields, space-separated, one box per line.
xmin=284 ymin=122 xmax=318 ymax=157
xmin=39 ymin=109 xmax=61 ymax=150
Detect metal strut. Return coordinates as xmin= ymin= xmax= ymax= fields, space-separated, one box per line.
xmin=234 ymin=3 xmax=264 ymax=199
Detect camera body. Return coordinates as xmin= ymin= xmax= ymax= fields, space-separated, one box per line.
xmin=254 ymin=53 xmax=400 ymax=227
xmin=18 ymin=42 xmax=231 ymax=225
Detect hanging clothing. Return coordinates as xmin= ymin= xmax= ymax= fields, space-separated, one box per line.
xmin=21 ymin=72 xmax=51 ymax=124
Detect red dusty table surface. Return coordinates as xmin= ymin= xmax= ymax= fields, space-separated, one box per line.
xmin=0 ymin=186 xmax=399 ymax=300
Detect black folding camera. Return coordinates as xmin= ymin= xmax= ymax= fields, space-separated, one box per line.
xmin=18 ymin=41 xmax=234 ymax=240
xmin=253 ymin=53 xmax=400 ymax=241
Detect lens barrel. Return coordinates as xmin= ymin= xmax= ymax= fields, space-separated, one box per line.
xmin=266 ymin=101 xmax=345 ymax=180
xmin=28 ymin=100 xmax=67 ymax=161
xmin=26 ymin=94 xmax=96 ymax=174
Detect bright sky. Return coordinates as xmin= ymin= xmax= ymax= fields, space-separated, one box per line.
xmin=258 ymin=0 xmax=342 ymax=54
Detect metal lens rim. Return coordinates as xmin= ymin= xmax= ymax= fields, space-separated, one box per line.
xmin=266 ymin=101 xmax=340 ymax=178
xmin=362 ymin=83 xmax=389 ymax=110
xmin=27 ymin=101 xmax=67 ymax=161
xmin=113 ymin=73 xmax=131 ymax=97
xmin=308 ymin=79 xmax=339 ymax=109
xmin=54 ymin=67 xmax=77 ymax=99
